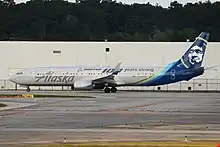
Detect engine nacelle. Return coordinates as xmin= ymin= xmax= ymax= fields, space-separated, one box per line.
xmin=91 ymin=84 xmax=105 ymax=89
xmin=74 ymin=80 xmax=92 ymax=89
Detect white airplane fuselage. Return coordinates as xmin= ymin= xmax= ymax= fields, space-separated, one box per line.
xmin=10 ymin=66 xmax=161 ymax=87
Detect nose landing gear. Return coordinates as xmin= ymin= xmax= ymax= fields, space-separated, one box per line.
xmin=26 ymin=86 xmax=30 ymax=92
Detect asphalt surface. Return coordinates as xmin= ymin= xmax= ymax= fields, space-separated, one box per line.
xmin=0 ymin=91 xmax=220 ymax=146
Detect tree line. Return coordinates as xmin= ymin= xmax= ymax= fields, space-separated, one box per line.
xmin=0 ymin=0 xmax=220 ymax=41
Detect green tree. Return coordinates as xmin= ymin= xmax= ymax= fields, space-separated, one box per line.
xmin=0 ymin=0 xmax=220 ymax=41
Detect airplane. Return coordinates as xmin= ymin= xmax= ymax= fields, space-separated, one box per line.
xmin=9 ymin=32 xmax=211 ymax=93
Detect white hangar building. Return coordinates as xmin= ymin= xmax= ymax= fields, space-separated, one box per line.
xmin=0 ymin=41 xmax=219 ymax=91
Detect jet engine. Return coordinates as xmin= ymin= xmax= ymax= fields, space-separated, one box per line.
xmin=74 ymin=80 xmax=93 ymax=89
xmin=73 ymin=80 xmax=106 ymax=90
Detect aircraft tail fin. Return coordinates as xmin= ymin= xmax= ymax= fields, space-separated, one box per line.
xmin=180 ymin=32 xmax=209 ymax=69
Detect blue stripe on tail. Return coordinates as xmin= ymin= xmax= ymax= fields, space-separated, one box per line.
xmin=136 ymin=32 xmax=210 ymax=86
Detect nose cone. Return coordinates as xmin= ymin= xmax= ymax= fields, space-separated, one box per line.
xmin=9 ymin=75 xmax=18 ymax=83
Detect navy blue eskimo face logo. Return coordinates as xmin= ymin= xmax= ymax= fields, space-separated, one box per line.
xmin=187 ymin=45 xmax=204 ymax=65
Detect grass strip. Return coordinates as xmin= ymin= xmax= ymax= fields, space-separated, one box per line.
xmin=33 ymin=95 xmax=94 ymax=98
xmin=0 ymin=94 xmax=94 ymax=98
xmin=23 ymin=141 xmax=220 ymax=147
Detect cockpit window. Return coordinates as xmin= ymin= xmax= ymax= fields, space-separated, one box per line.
xmin=16 ymin=72 xmax=23 ymax=75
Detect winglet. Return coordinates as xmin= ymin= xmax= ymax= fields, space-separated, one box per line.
xmin=112 ymin=61 xmax=123 ymax=75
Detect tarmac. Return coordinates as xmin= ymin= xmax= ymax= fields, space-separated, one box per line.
xmin=0 ymin=91 xmax=220 ymax=146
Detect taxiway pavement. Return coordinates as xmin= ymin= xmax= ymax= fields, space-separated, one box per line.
xmin=0 ymin=91 xmax=220 ymax=146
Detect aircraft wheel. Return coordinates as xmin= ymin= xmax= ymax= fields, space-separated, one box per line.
xmin=104 ymin=87 xmax=111 ymax=93
xmin=26 ymin=87 xmax=30 ymax=92
xmin=71 ymin=85 xmax=74 ymax=90
xmin=111 ymin=87 xmax=117 ymax=93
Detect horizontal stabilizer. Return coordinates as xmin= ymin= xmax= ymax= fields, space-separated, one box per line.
xmin=204 ymin=65 xmax=218 ymax=71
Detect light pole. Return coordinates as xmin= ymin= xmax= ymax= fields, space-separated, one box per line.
xmin=105 ymin=39 xmax=110 ymax=66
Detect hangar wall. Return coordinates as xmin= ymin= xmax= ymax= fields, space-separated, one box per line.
xmin=0 ymin=41 xmax=219 ymax=91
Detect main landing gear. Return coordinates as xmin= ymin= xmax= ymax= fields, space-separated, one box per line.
xmin=104 ymin=87 xmax=117 ymax=93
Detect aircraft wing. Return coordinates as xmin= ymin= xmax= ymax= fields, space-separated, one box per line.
xmin=92 ymin=61 xmax=122 ymax=85
xmin=74 ymin=62 xmax=123 ymax=88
